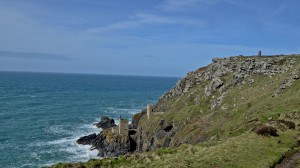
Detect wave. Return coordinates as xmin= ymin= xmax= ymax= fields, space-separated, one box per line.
xmin=30 ymin=121 xmax=99 ymax=168
xmin=45 ymin=125 xmax=69 ymax=135
xmin=32 ymin=107 xmax=140 ymax=167
xmin=20 ymin=163 xmax=34 ymax=168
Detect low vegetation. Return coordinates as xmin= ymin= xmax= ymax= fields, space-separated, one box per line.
xmin=49 ymin=55 xmax=300 ymax=168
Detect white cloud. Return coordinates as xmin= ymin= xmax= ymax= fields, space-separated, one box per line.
xmin=84 ymin=12 xmax=205 ymax=34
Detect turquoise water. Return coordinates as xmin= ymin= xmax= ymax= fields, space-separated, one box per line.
xmin=0 ymin=72 xmax=178 ymax=168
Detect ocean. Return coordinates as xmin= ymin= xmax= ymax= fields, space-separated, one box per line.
xmin=0 ymin=71 xmax=178 ymax=168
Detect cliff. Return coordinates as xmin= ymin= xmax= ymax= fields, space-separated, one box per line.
xmin=49 ymin=54 xmax=300 ymax=168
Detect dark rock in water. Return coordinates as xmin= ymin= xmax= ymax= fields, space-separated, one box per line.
xmin=94 ymin=116 xmax=116 ymax=129
xmin=77 ymin=115 xmax=135 ymax=157
xmin=76 ymin=133 xmax=97 ymax=145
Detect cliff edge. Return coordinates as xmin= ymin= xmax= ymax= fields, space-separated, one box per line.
xmin=49 ymin=54 xmax=300 ymax=168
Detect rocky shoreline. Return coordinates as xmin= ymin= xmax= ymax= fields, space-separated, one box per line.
xmin=77 ymin=114 xmax=175 ymax=157
xmin=48 ymin=54 xmax=300 ymax=167
xmin=77 ymin=55 xmax=300 ymax=158
xmin=77 ymin=116 xmax=134 ymax=157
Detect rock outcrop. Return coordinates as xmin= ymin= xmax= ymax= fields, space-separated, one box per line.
xmin=154 ymin=55 xmax=296 ymax=112
xmin=129 ymin=55 xmax=298 ymax=153
xmin=77 ymin=55 xmax=299 ymax=158
xmin=77 ymin=129 xmax=135 ymax=157
xmin=77 ymin=133 xmax=97 ymax=145
xmin=273 ymin=70 xmax=300 ymax=96
xmin=94 ymin=116 xmax=116 ymax=129
xmin=252 ymin=125 xmax=278 ymax=137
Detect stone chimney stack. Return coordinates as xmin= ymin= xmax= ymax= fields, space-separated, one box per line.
xmin=147 ymin=104 xmax=153 ymax=120
xmin=258 ymin=50 xmax=262 ymax=57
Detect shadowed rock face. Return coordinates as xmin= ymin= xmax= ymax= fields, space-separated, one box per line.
xmin=253 ymin=125 xmax=278 ymax=137
xmin=77 ymin=130 xmax=134 ymax=157
xmin=94 ymin=116 xmax=116 ymax=129
xmin=78 ymin=116 xmax=134 ymax=157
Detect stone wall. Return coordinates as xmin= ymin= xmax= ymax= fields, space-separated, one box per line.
xmin=119 ymin=118 xmax=129 ymax=135
xmin=147 ymin=104 xmax=154 ymax=119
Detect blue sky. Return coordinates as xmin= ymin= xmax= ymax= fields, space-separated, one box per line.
xmin=0 ymin=0 xmax=299 ymax=77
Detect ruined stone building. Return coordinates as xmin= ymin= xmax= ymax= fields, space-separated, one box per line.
xmin=112 ymin=115 xmax=129 ymax=135
xmin=147 ymin=104 xmax=164 ymax=119
xmin=147 ymin=104 xmax=154 ymax=119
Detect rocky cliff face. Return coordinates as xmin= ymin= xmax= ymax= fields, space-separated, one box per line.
xmin=131 ymin=55 xmax=299 ymax=152
xmin=77 ymin=55 xmax=300 ymax=158
xmin=77 ymin=116 xmax=135 ymax=157
xmin=155 ymin=55 xmax=297 ymax=111
xmin=77 ymin=130 xmax=135 ymax=157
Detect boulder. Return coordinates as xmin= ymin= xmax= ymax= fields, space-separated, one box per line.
xmin=76 ymin=133 xmax=97 ymax=145
xmin=95 ymin=116 xmax=116 ymax=129
xmin=253 ymin=125 xmax=278 ymax=137
xmin=273 ymin=71 xmax=300 ymax=96
xmin=205 ymin=77 xmax=224 ymax=96
xmin=77 ymin=131 xmax=134 ymax=157
xmin=268 ymin=120 xmax=296 ymax=130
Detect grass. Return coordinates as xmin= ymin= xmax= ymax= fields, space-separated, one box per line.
xmin=49 ymin=131 xmax=298 ymax=168
xmin=49 ymin=56 xmax=300 ymax=168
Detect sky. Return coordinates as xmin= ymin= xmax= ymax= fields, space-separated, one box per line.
xmin=0 ymin=0 xmax=300 ymax=77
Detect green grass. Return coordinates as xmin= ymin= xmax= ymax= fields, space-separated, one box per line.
xmin=49 ymin=131 xmax=298 ymax=168
xmin=49 ymin=56 xmax=300 ymax=168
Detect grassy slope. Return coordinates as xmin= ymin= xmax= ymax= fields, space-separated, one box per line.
xmin=50 ymin=56 xmax=300 ymax=168
xmin=51 ymin=131 xmax=298 ymax=168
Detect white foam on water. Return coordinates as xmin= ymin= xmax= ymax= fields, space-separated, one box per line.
xmin=79 ymin=123 xmax=99 ymax=131
xmin=61 ymin=142 xmax=99 ymax=160
xmin=35 ymin=108 xmax=141 ymax=167
xmin=47 ymin=137 xmax=74 ymax=145
xmin=20 ymin=163 xmax=34 ymax=168
xmin=30 ymin=152 xmax=41 ymax=161
xmin=47 ymin=123 xmax=99 ymax=161
xmin=56 ymin=138 xmax=98 ymax=158
xmin=32 ymin=121 xmax=100 ymax=168
xmin=45 ymin=125 xmax=70 ymax=135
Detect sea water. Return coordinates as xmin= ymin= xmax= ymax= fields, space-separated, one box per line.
xmin=0 ymin=72 xmax=178 ymax=168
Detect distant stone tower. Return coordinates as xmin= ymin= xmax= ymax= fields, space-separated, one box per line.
xmin=118 ymin=115 xmax=128 ymax=135
xmin=147 ymin=104 xmax=154 ymax=119
xmin=258 ymin=50 xmax=262 ymax=57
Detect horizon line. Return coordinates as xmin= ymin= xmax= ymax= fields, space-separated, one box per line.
xmin=0 ymin=70 xmax=181 ymax=78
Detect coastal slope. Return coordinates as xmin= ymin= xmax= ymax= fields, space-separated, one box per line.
xmin=50 ymin=54 xmax=300 ymax=168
